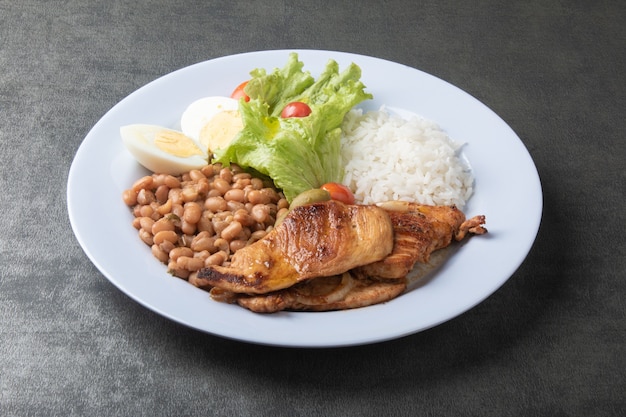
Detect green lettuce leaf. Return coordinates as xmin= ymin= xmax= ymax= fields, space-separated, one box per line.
xmin=212 ymin=52 xmax=372 ymax=202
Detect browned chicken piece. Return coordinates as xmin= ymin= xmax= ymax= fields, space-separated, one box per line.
xmin=216 ymin=202 xmax=486 ymax=313
xmin=193 ymin=200 xmax=394 ymax=294
xmin=356 ymin=201 xmax=487 ymax=280
xmin=211 ymin=271 xmax=407 ymax=313
xmin=194 ymin=200 xmax=486 ymax=313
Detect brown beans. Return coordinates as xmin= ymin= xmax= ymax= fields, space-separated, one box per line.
xmin=226 ymin=200 xmax=245 ymax=213
xmin=176 ymin=256 xmax=204 ymax=271
xmin=251 ymin=204 xmax=270 ymax=223
xmin=277 ymin=198 xmax=289 ymax=210
xmin=139 ymin=229 xmax=154 ymax=246
xmin=180 ymin=220 xmax=196 ymax=236
xmin=169 ymin=247 xmax=194 ymax=261
xmin=250 ymin=178 xmax=264 ymax=190
xmin=214 ymin=238 xmax=230 ymax=253
xmin=189 ymin=169 xmax=206 ymax=181
xmin=152 ymin=217 xmax=175 ymax=234
xmin=156 ymin=199 xmax=173 ymax=215
xmin=153 ymin=230 xmax=178 ymax=245
xmin=155 ymin=185 xmax=169 ymax=203
xmin=136 ymin=189 xmax=155 ymax=205
xmin=122 ymin=163 xmax=286 ymax=279
xmin=194 ymin=250 xmax=210 ymax=262
xmin=212 ymin=178 xmax=230 ymax=195
xmin=196 ymin=178 xmax=210 ymax=195
xmin=233 ymin=209 xmax=253 ymax=226
xmin=229 ymin=239 xmax=247 ymax=252
xmin=219 ymin=167 xmax=233 ymax=183
xmin=206 ymin=251 xmax=228 ymax=266
xmin=164 ymin=175 xmax=181 ymax=189
xmin=197 ymin=212 xmax=214 ymax=233
xmin=132 ymin=176 xmax=153 ymax=192
xmin=205 ymin=196 xmax=227 ymax=212
xmin=191 ymin=235 xmax=216 ymax=252
xmin=221 ymin=221 xmax=243 ymax=241
xmin=250 ymin=230 xmax=268 ymax=242
xmin=181 ymin=186 xmax=199 ymax=202
xmin=224 ymin=188 xmax=245 ymax=203
xmin=212 ymin=217 xmax=231 ymax=236
xmin=168 ymin=188 xmax=183 ymax=205
xmin=201 ymin=165 xmax=215 ymax=178
xmin=151 ymin=244 xmax=170 ymax=263
xmin=246 ymin=189 xmax=268 ymax=205
xmin=159 ymin=240 xmax=176 ymax=254
xmin=172 ymin=203 xmax=184 ymax=218
xmin=183 ymin=202 xmax=202 ymax=224
xmin=139 ymin=217 xmax=155 ymax=232
xmin=122 ymin=189 xmax=138 ymax=206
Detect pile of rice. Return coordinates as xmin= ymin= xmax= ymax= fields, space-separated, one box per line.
xmin=340 ymin=108 xmax=474 ymax=208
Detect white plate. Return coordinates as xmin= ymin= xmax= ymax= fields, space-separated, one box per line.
xmin=67 ymin=50 xmax=542 ymax=347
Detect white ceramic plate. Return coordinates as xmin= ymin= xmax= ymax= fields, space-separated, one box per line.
xmin=67 ymin=50 xmax=542 ymax=347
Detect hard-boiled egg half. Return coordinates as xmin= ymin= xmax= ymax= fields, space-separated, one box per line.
xmin=121 ymin=125 xmax=208 ymax=175
xmin=122 ymin=96 xmax=245 ymax=175
xmin=180 ymin=96 xmax=244 ymax=154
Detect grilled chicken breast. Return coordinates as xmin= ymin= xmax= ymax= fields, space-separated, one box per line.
xmin=356 ymin=201 xmax=487 ymax=279
xmin=203 ymin=201 xmax=486 ymax=313
xmin=193 ymin=200 xmax=394 ymax=294
xmin=192 ymin=200 xmax=486 ymax=313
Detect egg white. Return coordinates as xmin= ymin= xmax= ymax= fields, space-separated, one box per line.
xmin=121 ymin=124 xmax=208 ymax=175
xmin=180 ymin=96 xmax=239 ymax=143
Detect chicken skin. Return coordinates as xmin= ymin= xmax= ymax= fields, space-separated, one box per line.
xmin=201 ymin=201 xmax=486 ymax=313
xmin=194 ymin=200 xmax=394 ymax=294
xmin=191 ymin=200 xmax=486 ymax=313
xmin=356 ymin=201 xmax=487 ymax=280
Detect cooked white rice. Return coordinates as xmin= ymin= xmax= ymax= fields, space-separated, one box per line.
xmin=340 ymin=108 xmax=474 ymax=208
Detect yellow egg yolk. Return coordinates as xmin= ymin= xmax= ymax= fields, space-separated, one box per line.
xmin=199 ymin=110 xmax=244 ymax=152
xmin=154 ymin=129 xmax=205 ymax=158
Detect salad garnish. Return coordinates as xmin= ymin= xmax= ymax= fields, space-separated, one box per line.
xmin=213 ymin=52 xmax=372 ymax=202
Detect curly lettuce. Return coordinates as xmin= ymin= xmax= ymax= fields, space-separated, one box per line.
xmin=212 ymin=53 xmax=372 ymax=202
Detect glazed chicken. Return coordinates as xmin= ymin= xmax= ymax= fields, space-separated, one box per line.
xmin=191 ymin=200 xmax=486 ymax=313
xmin=203 ymin=201 xmax=486 ymax=313
xmin=194 ymin=200 xmax=394 ymax=294
xmin=356 ymin=201 xmax=487 ymax=280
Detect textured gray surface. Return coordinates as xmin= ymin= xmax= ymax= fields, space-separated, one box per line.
xmin=1 ymin=0 xmax=625 ymax=416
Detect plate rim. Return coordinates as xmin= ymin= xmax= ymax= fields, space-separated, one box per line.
xmin=67 ymin=49 xmax=543 ymax=347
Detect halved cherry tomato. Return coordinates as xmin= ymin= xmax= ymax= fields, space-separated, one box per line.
xmin=280 ymin=101 xmax=312 ymax=118
xmin=320 ymin=182 xmax=355 ymax=205
xmin=231 ymin=81 xmax=250 ymax=102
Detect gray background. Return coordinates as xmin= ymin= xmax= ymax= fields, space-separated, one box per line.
xmin=1 ymin=0 xmax=624 ymax=416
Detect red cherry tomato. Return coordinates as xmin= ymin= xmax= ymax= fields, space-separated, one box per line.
xmin=320 ymin=182 xmax=355 ymax=205
xmin=231 ymin=81 xmax=250 ymax=102
xmin=280 ymin=102 xmax=312 ymax=118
